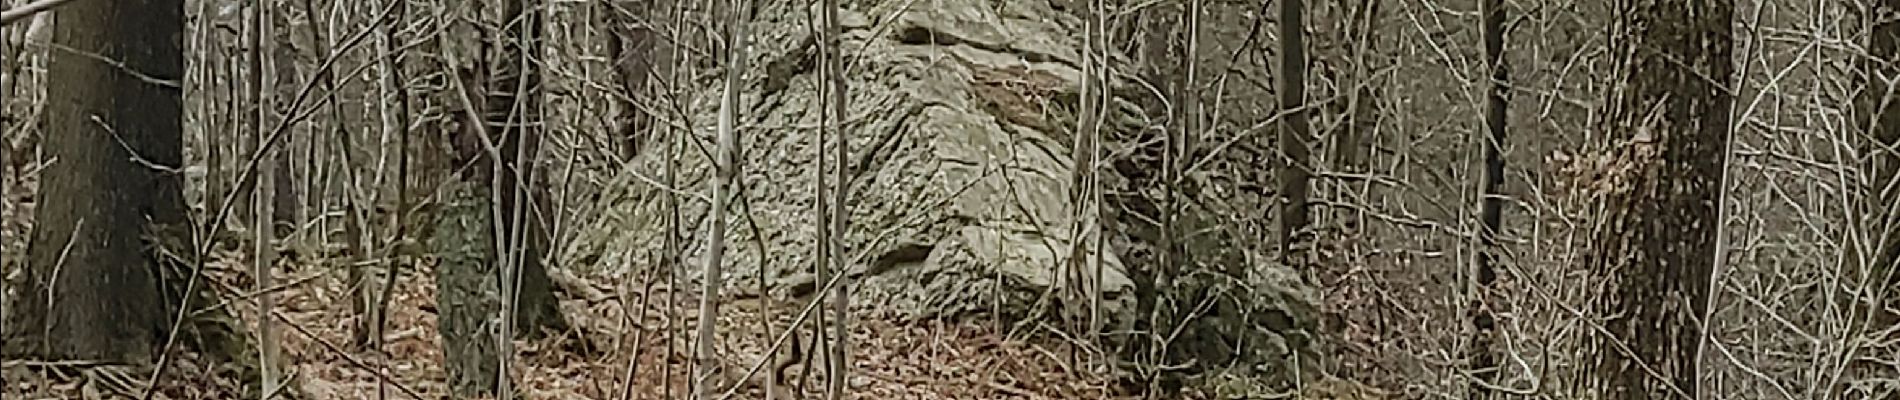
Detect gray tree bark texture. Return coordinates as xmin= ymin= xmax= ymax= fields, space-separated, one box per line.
xmin=7 ymin=0 xmax=190 ymax=363
xmin=434 ymin=0 xmax=571 ymax=396
xmin=1589 ymin=1 xmax=1731 ymax=399
xmin=434 ymin=181 xmax=506 ymax=398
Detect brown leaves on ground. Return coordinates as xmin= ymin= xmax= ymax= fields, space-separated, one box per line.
xmin=6 ymin=248 xmax=1132 ymax=399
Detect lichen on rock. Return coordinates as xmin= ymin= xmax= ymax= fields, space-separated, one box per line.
xmin=562 ymin=0 xmax=1321 ymax=391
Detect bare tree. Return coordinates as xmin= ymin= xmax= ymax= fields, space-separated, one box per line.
xmin=1588 ymin=2 xmax=1731 ymax=399
xmin=252 ymin=0 xmax=282 ymax=393
xmin=603 ymin=0 xmax=655 ymax=159
xmin=1276 ymin=0 xmax=1310 ymax=266
xmin=658 ymin=1 xmax=690 ymax=397
xmin=820 ymin=0 xmax=850 ymax=397
xmin=263 ymin=0 xmax=296 ymax=239
xmin=1469 ymin=0 xmax=1506 ymax=397
xmin=371 ymin=0 xmax=413 ymax=364
xmin=490 ymin=0 xmax=567 ymax=339
xmin=435 ymin=0 xmax=571 ymax=396
xmin=1332 ymin=0 xmax=1379 ymax=174
xmin=696 ymin=0 xmax=749 ymax=397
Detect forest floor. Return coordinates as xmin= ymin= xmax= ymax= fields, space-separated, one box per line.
xmin=3 ymin=247 xmax=1134 ymax=400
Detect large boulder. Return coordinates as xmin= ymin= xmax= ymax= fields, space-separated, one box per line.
xmin=572 ymin=0 xmax=1140 ymax=320
xmin=563 ymin=1 xmax=1319 ymax=389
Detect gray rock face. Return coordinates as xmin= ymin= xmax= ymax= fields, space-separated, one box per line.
xmin=574 ymin=0 xmax=1134 ymax=319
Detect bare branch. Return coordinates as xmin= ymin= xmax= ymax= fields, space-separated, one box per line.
xmin=0 ymin=0 xmax=79 ymax=26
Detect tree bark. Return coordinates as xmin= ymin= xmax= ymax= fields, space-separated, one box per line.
xmin=434 ymin=181 xmax=505 ymax=398
xmin=1334 ymin=0 xmax=1378 ymax=173
xmin=1276 ymin=0 xmax=1311 ymax=266
xmin=1470 ymin=0 xmax=1506 ymax=397
xmin=434 ymin=0 xmax=570 ymax=395
xmin=10 ymin=0 xmax=188 ymax=363
xmin=487 ymin=0 xmax=567 ymax=339
xmin=1589 ymin=1 xmax=1731 ymax=399
xmin=268 ymin=14 xmax=298 ymax=238
xmin=1853 ymin=0 xmax=1900 ymax=396
xmin=602 ymin=0 xmax=655 ymax=159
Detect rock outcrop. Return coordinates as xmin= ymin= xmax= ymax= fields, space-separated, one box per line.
xmin=564 ymin=0 xmax=1319 ymax=391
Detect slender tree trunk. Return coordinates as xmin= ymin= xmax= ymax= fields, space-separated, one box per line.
xmin=10 ymin=0 xmax=188 ymax=363
xmin=205 ymin=21 xmax=226 ymax=230
xmin=1143 ymin=2 xmax=1195 ymax=392
xmin=697 ymin=0 xmax=747 ymax=397
xmin=254 ymin=0 xmax=282 ymax=392
xmin=1276 ymin=0 xmax=1311 ymax=266
xmin=371 ymin=0 xmax=413 ymax=361
xmin=664 ymin=1 xmax=689 ymax=396
xmin=822 ymin=0 xmax=850 ymax=395
xmin=1469 ymin=0 xmax=1506 ymax=397
xmin=1 ymin=1 xmax=9 ymax=355
xmin=1334 ymin=0 xmax=1379 ymax=174
xmin=603 ymin=0 xmax=654 ymax=159
xmin=268 ymin=17 xmax=297 ymax=239
xmin=1853 ymin=0 xmax=1900 ymax=395
xmin=490 ymin=0 xmax=567 ymax=337
xmin=1589 ymin=2 xmax=1731 ymax=399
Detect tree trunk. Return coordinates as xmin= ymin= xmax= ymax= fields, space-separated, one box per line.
xmin=1853 ymin=0 xmax=1900 ymax=396
xmin=10 ymin=0 xmax=188 ymax=363
xmin=487 ymin=0 xmax=567 ymax=338
xmin=434 ymin=0 xmax=569 ymax=395
xmin=1470 ymin=0 xmax=1506 ymax=397
xmin=1589 ymin=2 xmax=1731 ymax=399
xmin=268 ymin=3 xmax=299 ymax=238
xmin=602 ymin=0 xmax=655 ymax=159
xmin=1276 ymin=0 xmax=1311 ymax=266
xmin=822 ymin=0 xmax=850 ymax=396
xmin=697 ymin=0 xmax=749 ymax=396
xmin=1333 ymin=0 xmax=1378 ymax=174
xmin=434 ymin=181 xmax=506 ymax=398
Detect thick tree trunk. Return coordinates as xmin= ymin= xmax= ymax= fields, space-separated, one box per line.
xmin=1589 ymin=2 xmax=1731 ymax=399
xmin=434 ymin=0 xmax=569 ymax=395
xmin=434 ymin=181 xmax=506 ymax=398
xmin=10 ymin=0 xmax=187 ymax=363
xmin=487 ymin=0 xmax=567 ymax=337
